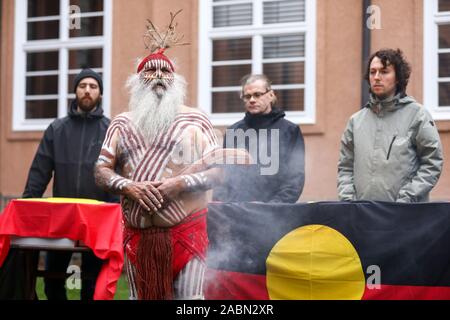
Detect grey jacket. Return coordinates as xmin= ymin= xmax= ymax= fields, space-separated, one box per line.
xmin=337 ymin=95 xmax=443 ymax=202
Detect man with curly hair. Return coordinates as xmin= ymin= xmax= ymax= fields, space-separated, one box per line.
xmin=337 ymin=48 xmax=443 ymax=202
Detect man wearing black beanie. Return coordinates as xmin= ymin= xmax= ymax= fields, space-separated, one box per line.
xmin=18 ymin=68 xmax=118 ymax=300
xmin=73 ymin=68 xmax=104 ymax=95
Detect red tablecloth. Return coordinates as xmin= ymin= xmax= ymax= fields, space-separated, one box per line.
xmin=0 ymin=199 xmax=124 ymax=300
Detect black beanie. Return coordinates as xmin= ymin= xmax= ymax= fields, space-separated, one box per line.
xmin=73 ymin=68 xmax=103 ymax=94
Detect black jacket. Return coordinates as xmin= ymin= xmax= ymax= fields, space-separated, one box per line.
xmin=213 ymin=108 xmax=305 ymax=203
xmin=23 ymin=100 xmax=118 ymax=202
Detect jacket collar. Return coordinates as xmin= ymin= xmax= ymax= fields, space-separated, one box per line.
xmin=68 ymin=99 xmax=104 ymax=119
xmin=365 ymin=93 xmax=415 ymax=115
xmin=243 ymin=108 xmax=285 ymax=128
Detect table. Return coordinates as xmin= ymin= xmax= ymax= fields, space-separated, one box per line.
xmin=0 ymin=198 xmax=124 ymax=300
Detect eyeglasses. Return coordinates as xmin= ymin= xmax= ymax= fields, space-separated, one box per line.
xmin=241 ymin=89 xmax=270 ymax=101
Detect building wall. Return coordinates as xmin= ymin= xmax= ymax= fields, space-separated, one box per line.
xmin=0 ymin=0 xmax=46 ymax=199
xmin=0 ymin=0 xmax=448 ymax=202
xmin=296 ymin=0 xmax=363 ymax=200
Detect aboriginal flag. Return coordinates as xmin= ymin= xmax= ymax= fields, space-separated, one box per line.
xmin=205 ymin=201 xmax=450 ymax=300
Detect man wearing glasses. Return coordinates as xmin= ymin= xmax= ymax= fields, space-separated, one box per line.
xmin=213 ymin=74 xmax=305 ymax=203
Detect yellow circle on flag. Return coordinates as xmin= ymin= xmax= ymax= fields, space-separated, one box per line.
xmin=266 ymin=224 xmax=365 ymax=300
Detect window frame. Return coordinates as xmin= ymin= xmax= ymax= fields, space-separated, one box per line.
xmin=424 ymin=0 xmax=450 ymax=120
xmin=198 ymin=0 xmax=316 ymax=126
xmin=13 ymin=0 xmax=113 ymax=131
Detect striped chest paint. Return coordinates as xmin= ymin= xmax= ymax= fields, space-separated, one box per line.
xmin=105 ymin=112 xmax=218 ymax=228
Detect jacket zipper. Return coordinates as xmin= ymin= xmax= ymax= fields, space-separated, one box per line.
xmin=76 ymin=118 xmax=87 ymax=195
xmin=386 ymin=136 xmax=396 ymax=160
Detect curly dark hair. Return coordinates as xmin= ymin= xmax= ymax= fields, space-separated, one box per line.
xmin=365 ymin=48 xmax=411 ymax=96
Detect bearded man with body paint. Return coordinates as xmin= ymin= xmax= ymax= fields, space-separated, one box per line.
xmin=94 ymin=24 xmax=249 ymax=298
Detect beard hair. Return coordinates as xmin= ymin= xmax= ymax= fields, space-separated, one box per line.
xmin=126 ymin=73 xmax=186 ymax=145
xmin=76 ymin=95 xmax=101 ymax=112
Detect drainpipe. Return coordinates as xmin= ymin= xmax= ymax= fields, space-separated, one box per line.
xmin=361 ymin=0 xmax=371 ymax=107
xmin=0 ymin=0 xmax=3 ymax=207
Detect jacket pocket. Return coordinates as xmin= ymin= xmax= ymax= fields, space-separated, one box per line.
xmin=386 ymin=136 xmax=396 ymax=160
xmin=387 ymin=135 xmax=412 ymax=163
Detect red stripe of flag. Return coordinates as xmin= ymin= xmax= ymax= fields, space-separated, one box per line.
xmin=205 ymin=269 xmax=450 ymax=300
xmin=363 ymin=285 xmax=450 ymax=300
xmin=205 ymin=269 xmax=268 ymax=300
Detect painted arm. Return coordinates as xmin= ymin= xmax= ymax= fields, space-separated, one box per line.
xmin=156 ymin=116 xmax=252 ymax=203
xmin=157 ymin=147 xmax=251 ymax=203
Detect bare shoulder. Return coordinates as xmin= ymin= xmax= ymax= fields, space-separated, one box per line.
xmin=114 ymin=111 xmax=131 ymax=119
xmin=110 ymin=111 xmax=131 ymax=124
xmin=179 ymin=105 xmax=207 ymax=116
xmin=178 ymin=105 xmax=212 ymax=123
xmin=177 ymin=106 xmax=215 ymax=133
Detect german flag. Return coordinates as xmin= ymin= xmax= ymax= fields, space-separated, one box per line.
xmin=205 ymin=201 xmax=450 ymax=300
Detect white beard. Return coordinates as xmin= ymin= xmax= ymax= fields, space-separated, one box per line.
xmin=126 ymin=73 xmax=186 ymax=145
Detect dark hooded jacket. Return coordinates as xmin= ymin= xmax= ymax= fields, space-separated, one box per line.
xmin=213 ymin=108 xmax=305 ymax=203
xmin=23 ymin=100 xmax=118 ymax=202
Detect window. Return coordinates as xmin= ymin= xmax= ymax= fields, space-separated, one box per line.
xmin=198 ymin=0 xmax=316 ymax=126
xmin=424 ymin=0 xmax=450 ymax=120
xmin=13 ymin=0 xmax=112 ymax=131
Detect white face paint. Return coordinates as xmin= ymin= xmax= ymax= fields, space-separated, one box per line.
xmin=140 ymin=59 xmax=175 ymax=97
